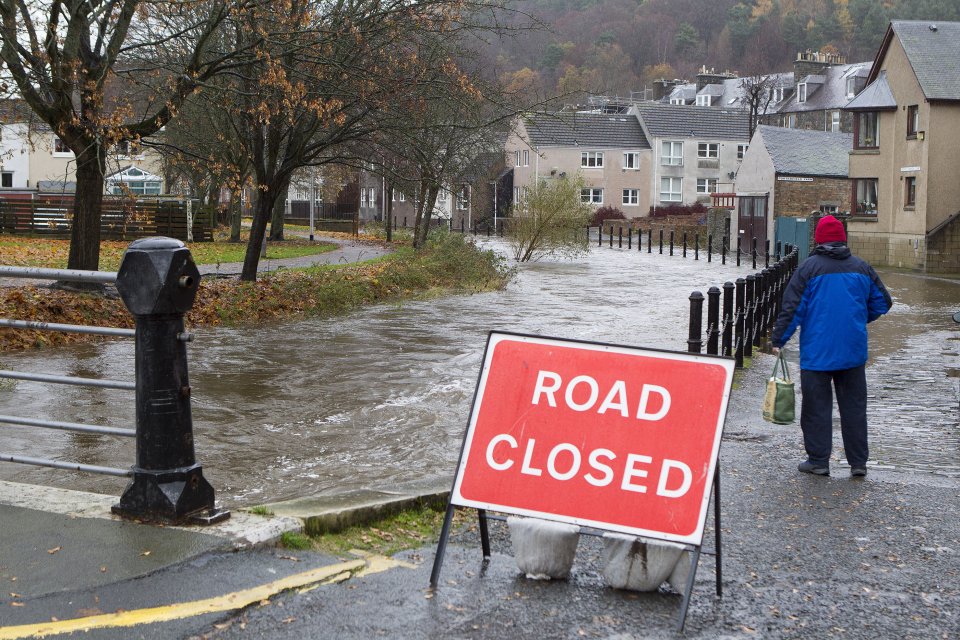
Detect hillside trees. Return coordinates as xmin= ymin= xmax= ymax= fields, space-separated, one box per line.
xmin=0 ymin=0 xmax=259 ymax=273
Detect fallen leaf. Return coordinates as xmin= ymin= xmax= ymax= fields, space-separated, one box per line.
xmin=10 ymin=602 xmax=23 ymax=607
xmin=140 ymin=551 xmax=151 ymax=557
xmin=282 ymin=617 xmax=295 ymax=624
xmin=47 ymin=546 xmax=62 ymax=555
xmin=278 ymin=555 xmax=299 ymax=562
xmin=100 ymin=566 xmax=107 ymax=573
xmin=9 ymin=593 xmax=20 ymax=598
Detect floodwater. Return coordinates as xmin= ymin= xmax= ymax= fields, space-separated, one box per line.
xmin=0 ymin=239 xmax=958 ymax=505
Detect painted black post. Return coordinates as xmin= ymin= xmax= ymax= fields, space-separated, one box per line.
xmin=776 ymin=241 xmax=782 ymax=261
xmin=744 ymin=274 xmax=756 ymax=359
xmin=765 ymin=239 xmax=770 ymax=268
xmin=695 ymin=233 xmax=700 ymax=261
xmin=618 ymin=226 xmax=623 ymax=248
xmin=669 ymin=230 xmax=674 ymax=256
xmin=756 ymin=269 xmax=769 ymax=345
xmin=461 ymin=218 xmax=465 ymax=233
xmin=735 ymin=278 xmax=745 ymax=368
xmin=706 ymin=286 xmax=720 ymax=355
xmin=687 ymin=291 xmax=704 ymax=354
xmin=659 ymin=229 xmax=664 ymax=254
xmin=404 ymin=216 xmax=407 ymax=228
xmin=609 ymin=225 xmax=613 ymax=247
xmin=736 ymin=237 xmax=741 ymax=266
xmin=707 ymin=234 xmax=712 ymax=262
xmin=722 ymin=281 xmax=734 ymax=357
xmin=682 ymin=232 xmax=687 ymax=258
xmin=598 ymin=225 xmax=602 ymax=247
xmin=722 ymin=235 xmax=727 ymax=265
xmin=648 ymin=229 xmax=653 ymax=253
xmin=112 ymin=237 xmax=227 ymax=525
xmin=752 ymin=237 xmax=757 ymax=270
xmin=627 ymin=227 xmax=632 ymax=249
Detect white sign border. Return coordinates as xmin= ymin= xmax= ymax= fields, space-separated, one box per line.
xmin=450 ymin=331 xmax=736 ymax=546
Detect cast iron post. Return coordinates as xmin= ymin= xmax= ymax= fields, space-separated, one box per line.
xmin=112 ymin=237 xmax=228 ymax=525
xmin=687 ymin=291 xmax=704 ymax=354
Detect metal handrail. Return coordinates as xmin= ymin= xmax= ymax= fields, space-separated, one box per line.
xmin=0 ymin=265 xmax=117 ymax=284
xmin=0 ymin=454 xmax=131 ymax=477
xmin=0 ymin=319 xmax=134 ymax=338
xmin=0 ymin=414 xmax=135 ymax=437
xmin=0 ymin=370 xmax=134 ymax=390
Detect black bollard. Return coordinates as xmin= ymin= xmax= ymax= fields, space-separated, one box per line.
xmin=695 ymin=233 xmax=699 ymax=261
xmin=744 ymin=274 xmax=756 ymax=359
xmin=722 ymin=235 xmax=727 ymax=265
xmin=736 ymin=237 xmax=741 ymax=266
xmin=598 ymin=225 xmax=602 ymax=247
xmin=112 ymin=238 xmax=228 ymax=525
xmin=670 ymin=231 xmax=674 ymax=256
xmin=752 ymin=237 xmax=757 ymax=270
xmin=706 ymin=286 xmax=720 ymax=355
xmin=734 ymin=278 xmax=745 ymax=368
xmin=682 ymin=232 xmax=687 ymax=258
xmin=688 ymin=291 xmax=704 ymax=354
xmin=765 ymin=239 xmax=770 ymax=268
xmin=618 ymin=226 xmax=623 ymax=249
xmin=708 ymin=234 xmax=712 ymax=263
xmin=659 ymin=229 xmax=664 ymax=254
xmin=722 ymin=281 xmax=734 ymax=357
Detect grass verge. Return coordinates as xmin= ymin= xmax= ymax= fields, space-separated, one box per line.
xmin=0 ymin=232 xmax=511 ymax=352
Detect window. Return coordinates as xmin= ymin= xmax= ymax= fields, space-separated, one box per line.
xmin=819 ymin=204 xmax=839 ymax=215
xmin=661 ymin=141 xmax=682 ymax=166
xmin=514 ymin=186 xmax=521 ymax=202
xmin=54 ymin=137 xmax=70 ymax=153
xmin=368 ymin=188 xmax=377 ymax=207
xmin=659 ymin=177 xmax=682 ymax=202
xmin=797 ymin=82 xmax=807 ymax=103
xmin=360 ymin=189 xmax=368 ymax=206
xmin=669 ymin=97 xmax=685 ymax=105
xmin=788 ymin=114 xmax=798 ymax=128
xmin=697 ymin=143 xmax=719 ymax=158
xmin=392 ymin=190 xmax=406 ymax=202
xmin=580 ymin=188 xmax=603 ymax=204
xmin=905 ymin=177 xmax=916 ymax=207
xmin=522 ymin=150 xmax=530 ymax=166
xmin=907 ymin=105 xmax=919 ymax=138
xmin=771 ymin=87 xmax=784 ymax=103
xmin=696 ymin=178 xmax=718 ymax=194
xmin=457 ymin=186 xmax=469 ymax=210
xmin=514 ymin=151 xmax=521 ymax=167
xmin=853 ymin=178 xmax=878 ymax=215
xmin=737 ymin=144 xmax=749 ymax=160
xmin=623 ymin=151 xmax=641 ymax=170
xmin=581 ymin=152 xmax=604 ymax=168
xmin=1 ymin=172 xmax=11 ymax=188
xmin=695 ymin=94 xmax=712 ymax=107
xmin=622 ymin=189 xmax=639 ymax=206
xmin=831 ymin=110 xmax=841 ymax=133
xmin=855 ymin=112 xmax=879 ymax=148
xmin=846 ymin=77 xmax=857 ymax=99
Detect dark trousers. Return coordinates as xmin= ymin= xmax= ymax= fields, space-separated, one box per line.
xmin=799 ymin=365 xmax=868 ymax=467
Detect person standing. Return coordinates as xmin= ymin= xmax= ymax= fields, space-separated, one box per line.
xmin=771 ymin=215 xmax=892 ymax=477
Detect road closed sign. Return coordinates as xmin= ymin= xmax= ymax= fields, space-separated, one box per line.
xmin=451 ymin=332 xmax=736 ymax=546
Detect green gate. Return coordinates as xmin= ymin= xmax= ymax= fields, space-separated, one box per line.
xmin=775 ymin=216 xmax=811 ymax=261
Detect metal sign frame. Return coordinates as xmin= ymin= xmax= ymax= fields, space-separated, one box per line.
xmin=430 ymin=331 xmax=735 ymax=632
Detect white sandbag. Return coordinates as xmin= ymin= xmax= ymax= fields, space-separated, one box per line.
xmin=667 ymin=549 xmax=693 ymax=593
xmin=506 ymin=516 xmax=580 ymax=580
xmin=601 ymin=533 xmax=686 ymax=591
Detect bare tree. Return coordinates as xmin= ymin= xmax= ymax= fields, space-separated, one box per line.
xmin=0 ymin=0 xmax=259 ymax=272
xmin=738 ymin=74 xmax=781 ymax=137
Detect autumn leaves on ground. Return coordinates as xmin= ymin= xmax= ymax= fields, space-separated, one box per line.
xmin=0 ymin=231 xmax=511 ymax=352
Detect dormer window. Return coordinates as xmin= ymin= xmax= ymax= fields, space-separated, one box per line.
xmin=670 ymin=97 xmax=685 ymax=105
xmin=696 ymin=94 xmax=712 ymax=107
xmin=771 ymin=87 xmax=784 ymax=103
xmin=846 ymin=77 xmax=857 ymax=99
xmin=797 ymin=82 xmax=807 ymax=103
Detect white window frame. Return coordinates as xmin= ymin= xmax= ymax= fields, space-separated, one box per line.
xmin=659 ymin=177 xmax=682 ymax=202
xmin=622 ymin=189 xmax=639 ymax=206
xmin=695 ymin=94 xmax=712 ymax=107
xmin=845 ymin=77 xmax=857 ymax=99
xmin=737 ymin=144 xmax=749 ymax=160
xmin=661 ymin=141 xmax=683 ymax=166
xmin=623 ymin=151 xmax=641 ymax=170
xmin=514 ymin=186 xmax=521 ymax=202
xmin=456 ymin=185 xmax=469 ymax=210
xmin=669 ymin=97 xmax=685 ymax=105
xmin=697 ymin=142 xmax=719 ymax=159
xmin=514 ymin=150 xmax=521 ymax=167
xmin=771 ymin=87 xmax=784 ymax=103
xmin=53 ymin=137 xmax=72 ymax=155
xmin=360 ymin=189 xmax=368 ymax=206
xmin=522 ymin=149 xmax=530 ymax=167
xmin=696 ymin=178 xmax=718 ymax=194
xmin=831 ymin=110 xmax=841 ymax=133
xmin=797 ymin=82 xmax=807 ymax=103
xmin=1 ymin=171 xmax=12 ymax=188
xmin=581 ymin=151 xmax=604 ymax=168
xmin=580 ymin=188 xmax=603 ymax=204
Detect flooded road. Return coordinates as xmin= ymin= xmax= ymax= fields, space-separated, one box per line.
xmin=0 ymin=239 xmax=957 ymax=505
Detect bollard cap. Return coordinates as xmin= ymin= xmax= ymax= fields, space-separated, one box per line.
xmin=116 ymin=237 xmax=201 ymax=315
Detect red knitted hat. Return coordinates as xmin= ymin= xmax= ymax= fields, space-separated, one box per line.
xmin=815 ymin=215 xmax=846 ymax=244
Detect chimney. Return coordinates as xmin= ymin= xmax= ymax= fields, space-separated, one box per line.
xmin=793 ymin=51 xmax=846 ymax=80
xmin=652 ymin=78 xmax=679 ymax=101
xmin=696 ymin=66 xmax=737 ymax=91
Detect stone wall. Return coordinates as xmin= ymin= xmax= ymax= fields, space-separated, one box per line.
xmin=847 ymin=230 xmax=926 ymax=271
xmin=773 ymin=177 xmax=849 ymax=218
xmin=926 ymin=215 xmax=960 ymax=274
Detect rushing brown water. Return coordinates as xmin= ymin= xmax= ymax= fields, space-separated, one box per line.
xmin=0 ymin=239 xmax=957 ymax=506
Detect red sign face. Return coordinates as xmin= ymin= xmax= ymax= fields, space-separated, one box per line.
xmin=452 ymin=333 xmax=735 ymax=545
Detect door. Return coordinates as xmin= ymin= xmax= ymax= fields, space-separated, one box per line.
xmin=774 ymin=216 xmax=811 ymax=261
xmin=737 ymin=195 xmax=769 ymax=254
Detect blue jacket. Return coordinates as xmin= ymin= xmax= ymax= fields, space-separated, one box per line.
xmin=772 ymin=243 xmax=892 ymax=371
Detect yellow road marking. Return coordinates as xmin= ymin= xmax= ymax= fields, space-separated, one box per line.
xmin=0 ymin=555 xmax=412 ymax=639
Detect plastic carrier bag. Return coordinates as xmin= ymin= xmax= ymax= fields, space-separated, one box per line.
xmin=762 ymin=350 xmax=795 ymax=424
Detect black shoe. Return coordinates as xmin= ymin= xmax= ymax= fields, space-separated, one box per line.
xmin=850 ymin=466 xmax=867 ymax=477
xmin=798 ymin=460 xmax=830 ymax=476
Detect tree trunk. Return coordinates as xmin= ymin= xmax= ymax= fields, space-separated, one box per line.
xmin=241 ymin=190 xmax=279 ymax=281
xmin=230 ymin=192 xmax=242 ymax=243
xmin=416 ymin=185 xmax=440 ymax=249
xmin=385 ymin=184 xmax=393 ymax=243
xmin=269 ymin=178 xmax=290 ymax=240
xmin=66 ymin=145 xmax=107 ymax=273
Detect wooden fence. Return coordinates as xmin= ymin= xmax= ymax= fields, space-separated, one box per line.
xmin=0 ymin=197 xmax=213 ymax=242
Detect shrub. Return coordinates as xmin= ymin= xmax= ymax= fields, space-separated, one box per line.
xmin=590 ymin=206 xmax=626 ymax=227
xmin=649 ymin=202 xmax=708 ymax=218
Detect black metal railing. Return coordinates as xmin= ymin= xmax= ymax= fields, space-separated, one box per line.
xmin=687 ymin=243 xmax=799 ymax=368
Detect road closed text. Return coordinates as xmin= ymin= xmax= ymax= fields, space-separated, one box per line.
xmin=484 ymin=435 xmax=693 ymax=498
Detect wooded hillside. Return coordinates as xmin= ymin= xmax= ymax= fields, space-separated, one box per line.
xmin=488 ymin=0 xmax=960 ymax=101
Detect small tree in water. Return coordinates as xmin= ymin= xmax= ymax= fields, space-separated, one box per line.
xmin=508 ymin=175 xmax=593 ymax=262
